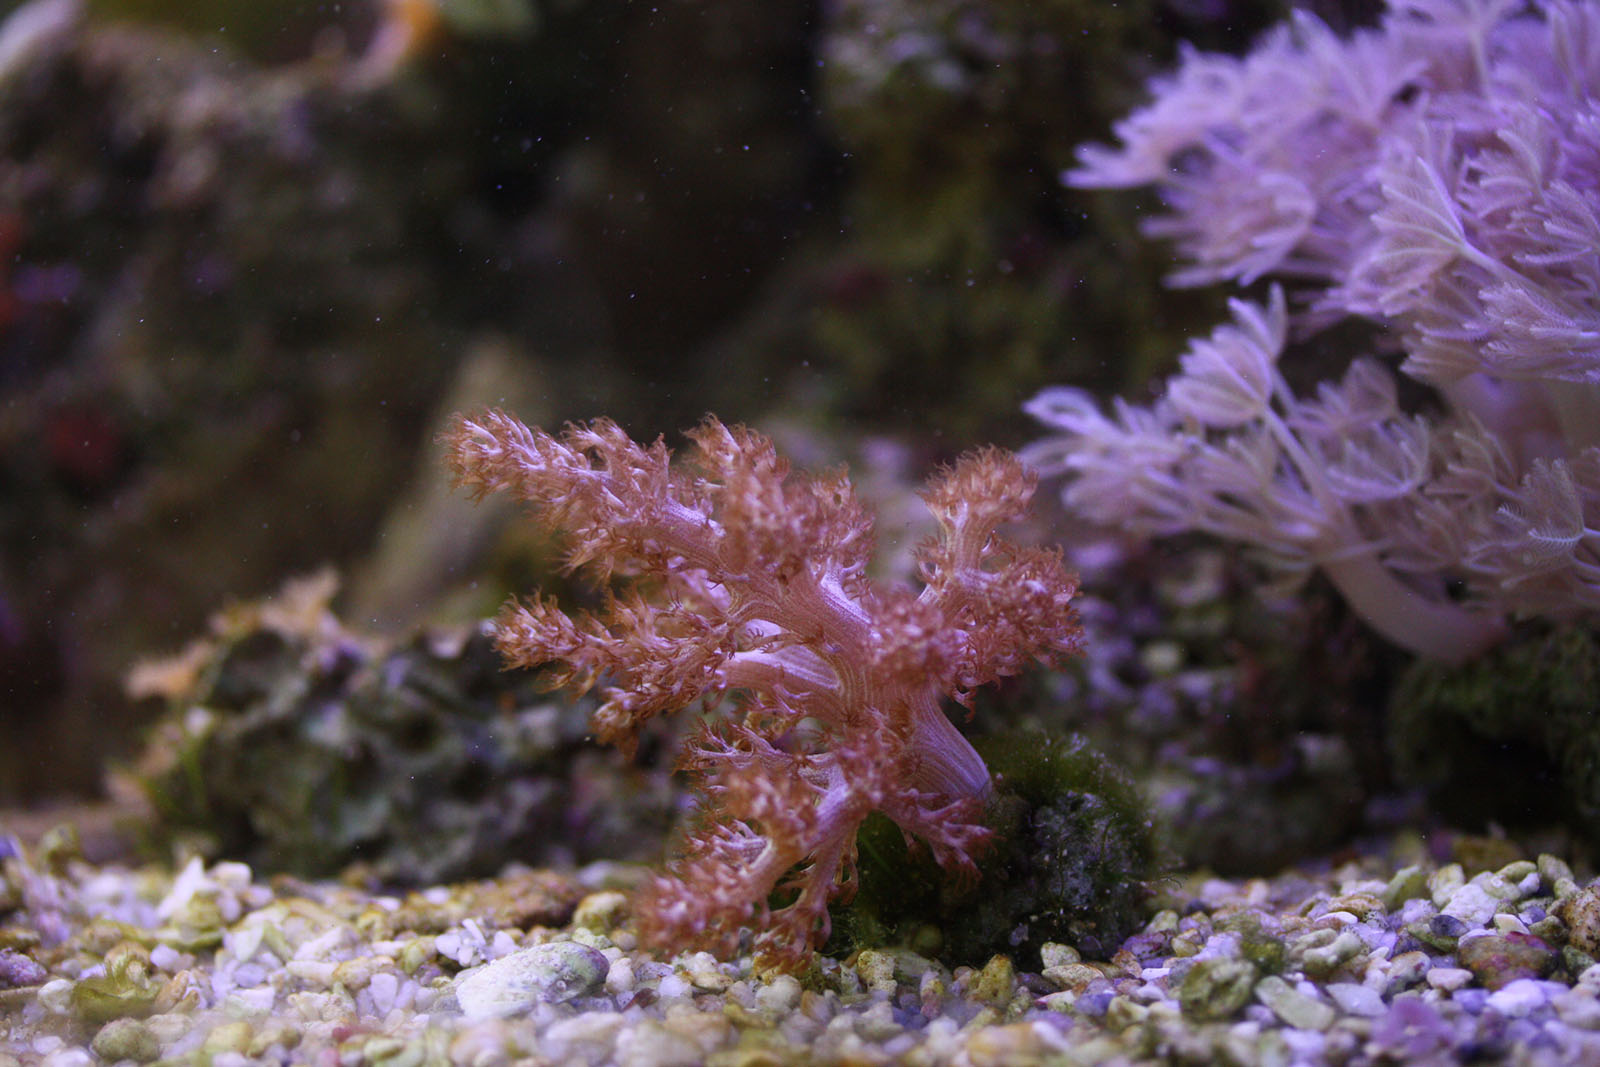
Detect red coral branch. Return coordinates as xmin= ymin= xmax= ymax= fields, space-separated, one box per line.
xmin=446 ymin=411 xmax=1082 ymax=970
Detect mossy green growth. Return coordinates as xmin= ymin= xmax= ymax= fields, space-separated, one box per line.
xmin=835 ymin=731 xmax=1157 ymax=965
xmin=126 ymin=573 xmax=677 ymax=884
xmin=1390 ymin=623 xmax=1600 ymax=841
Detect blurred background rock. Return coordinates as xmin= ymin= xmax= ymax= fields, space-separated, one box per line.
xmin=2 ymin=0 xmax=1367 ymax=808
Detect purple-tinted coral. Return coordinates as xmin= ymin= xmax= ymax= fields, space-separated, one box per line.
xmin=1027 ymin=0 xmax=1600 ymax=662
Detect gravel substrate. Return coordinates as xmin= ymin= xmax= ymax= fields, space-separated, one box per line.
xmin=3 ymin=831 xmax=1600 ymax=1066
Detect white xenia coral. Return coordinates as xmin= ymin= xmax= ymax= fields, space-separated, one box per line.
xmin=1029 ymin=0 xmax=1600 ymax=661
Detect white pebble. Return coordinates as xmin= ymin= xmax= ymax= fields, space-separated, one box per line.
xmin=605 ymin=956 xmax=635 ymax=995
xmin=1491 ymin=913 xmax=1529 ymax=935
xmin=656 ymin=973 xmax=692 ymax=1000
xmin=284 ymin=960 xmax=338 ymax=987
xmin=1486 ymin=978 xmax=1553 ymax=1017
xmin=1397 ymin=897 xmax=1436 ymax=925
xmin=1325 ymin=982 xmax=1385 ymax=1017
xmin=1441 ymin=884 xmax=1499 ymax=926
xmin=756 ymin=974 xmax=802 ymax=1013
xmin=1426 ymin=967 xmax=1472 ymax=992
xmin=367 ymin=971 xmax=399 ymax=1015
xmin=455 ymin=942 xmax=610 ymax=1019
xmin=1280 ymin=1027 xmax=1326 ymax=1063
xmin=36 ymin=979 xmax=73 ymax=1014
xmin=149 ymin=944 xmax=185 ymax=972
xmin=543 ymin=1011 xmax=626 ymax=1058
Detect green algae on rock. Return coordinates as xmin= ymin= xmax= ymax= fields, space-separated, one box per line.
xmin=842 ymin=732 xmax=1156 ymax=966
xmin=1389 ymin=624 xmax=1600 ymax=844
xmin=124 ymin=572 xmax=676 ymax=884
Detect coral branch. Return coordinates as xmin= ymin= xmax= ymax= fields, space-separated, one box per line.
xmin=447 ymin=411 xmax=1081 ymax=969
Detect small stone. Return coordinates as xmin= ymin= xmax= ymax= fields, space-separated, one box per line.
xmin=1441 ymin=884 xmax=1500 ymax=926
xmin=1565 ymin=945 xmax=1599 ymax=976
xmin=572 ymin=891 xmax=629 ymax=934
xmin=1073 ymin=990 xmax=1113 ymax=1018
xmin=249 ymin=1021 xmax=303 ymax=1057
xmin=1103 ymin=996 xmax=1148 ymax=1031
xmin=911 ymin=970 xmax=944 ymax=1011
xmin=1458 ymin=932 xmax=1556 ymax=990
xmin=684 ymin=952 xmax=733 ymax=993
xmin=1557 ymin=885 xmax=1600 ymax=956
xmin=0 ymin=950 xmax=45 ymax=989
xmin=1144 ymin=911 xmax=1180 ymax=935
xmin=36 ymin=978 xmax=72 ymax=1014
xmin=1238 ymin=927 xmax=1288 ymax=973
xmin=1484 ymin=978 xmax=1553 ymax=1018
xmin=1039 ymin=943 xmax=1080 ymax=970
xmin=1301 ymin=931 xmax=1365 ymax=978
xmin=1424 ymin=966 xmax=1473 ymax=992
xmin=1326 ymin=893 xmax=1385 ymax=921
xmin=1497 ymin=861 xmax=1538 ymax=885
xmin=1382 ymin=865 xmax=1429 ymax=911
xmin=1254 ymin=975 xmax=1335 ymax=1031
xmin=1384 ymin=950 xmax=1431 ymax=993
xmin=1554 ymin=988 xmax=1600 ymax=1029
xmin=1325 ymin=982 xmax=1385 ymax=1017
xmin=1491 ymin=913 xmax=1530 ymax=935
xmin=1409 ymin=914 xmax=1468 ymax=952
xmin=331 ymin=956 xmax=388 ymax=992
xmin=1177 ymin=958 xmax=1257 ymax=1021
xmin=91 ymin=1019 xmax=160 ymax=1063
xmin=1167 ymin=933 xmax=1203 ymax=958
xmin=1036 ymin=990 xmax=1076 ymax=1014
xmin=754 ymin=974 xmax=801 ymax=1014
xmin=1470 ymin=871 xmax=1519 ymax=901
xmin=963 ymin=1022 xmax=1043 ymax=1067
xmin=971 ymin=955 xmax=1016 ymax=1006
xmin=856 ymin=1000 xmax=906 ymax=1042
xmin=1428 ymin=864 xmax=1465 ymax=908
xmin=69 ymin=973 xmax=161 ymax=1024
xmin=398 ymin=938 xmax=436 ymax=975
xmin=1528 ymin=914 xmax=1565 ymax=946
xmin=1538 ymin=854 xmax=1576 ymax=892
xmin=454 ymin=941 xmax=609 ymax=1019
xmin=362 ymin=1037 xmax=406 ymax=1062
xmin=1042 ymin=962 xmax=1105 ymax=993
xmin=880 ymin=948 xmax=936 ymax=985
xmin=202 ymin=1020 xmax=254 ymax=1055
xmin=854 ymin=950 xmax=897 ymax=994
xmin=614 ymin=1019 xmax=703 ymax=1067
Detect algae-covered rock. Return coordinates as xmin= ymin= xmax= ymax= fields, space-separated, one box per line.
xmin=90 ymin=1017 xmax=161 ymax=1063
xmin=124 ymin=572 xmax=677 ymax=884
xmin=1389 ymin=624 xmax=1600 ymax=843
xmin=982 ymin=543 xmax=1398 ymax=876
xmin=1177 ymin=957 xmax=1258 ymax=1022
xmin=453 ymin=941 xmax=609 ymax=1018
xmin=841 ymin=731 xmax=1157 ymax=965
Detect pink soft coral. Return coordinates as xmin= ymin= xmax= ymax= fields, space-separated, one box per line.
xmin=446 ymin=411 xmax=1082 ymax=969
